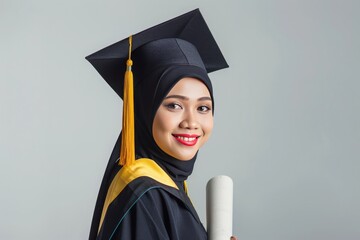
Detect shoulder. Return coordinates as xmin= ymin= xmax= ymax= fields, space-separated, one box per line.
xmin=120 ymin=158 xmax=178 ymax=190
xmin=98 ymin=161 xmax=181 ymax=240
xmin=119 ymin=166 xmax=183 ymax=214
xmin=103 ymin=158 xmax=178 ymax=210
xmin=107 ymin=158 xmax=183 ymax=222
xmin=98 ymin=160 xmax=207 ymax=240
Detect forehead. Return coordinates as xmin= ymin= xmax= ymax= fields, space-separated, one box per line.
xmin=166 ymin=77 xmax=212 ymax=98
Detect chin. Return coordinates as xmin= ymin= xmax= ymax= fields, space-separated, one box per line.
xmin=176 ymin=157 xmax=195 ymax=161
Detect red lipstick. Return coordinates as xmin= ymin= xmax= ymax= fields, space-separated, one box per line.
xmin=172 ymin=134 xmax=200 ymax=146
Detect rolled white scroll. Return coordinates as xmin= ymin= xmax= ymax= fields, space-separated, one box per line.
xmin=206 ymin=175 xmax=233 ymax=240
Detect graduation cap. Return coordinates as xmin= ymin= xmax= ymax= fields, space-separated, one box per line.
xmin=86 ymin=8 xmax=228 ymax=166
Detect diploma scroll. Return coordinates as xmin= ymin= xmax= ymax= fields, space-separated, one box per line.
xmin=206 ymin=175 xmax=233 ymax=240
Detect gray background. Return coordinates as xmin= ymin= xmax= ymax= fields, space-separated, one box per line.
xmin=1 ymin=0 xmax=359 ymax=239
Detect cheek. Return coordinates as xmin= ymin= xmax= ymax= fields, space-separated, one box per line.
xmin=153 ymin=113 xmax=170 ymax=131
xmin=201 ymin=115 xmax=214 ymax=139
xmin=152 ymin=110 xmax=178 ymax=141
xmin=152 ymin=114 xmax=164 ymax=142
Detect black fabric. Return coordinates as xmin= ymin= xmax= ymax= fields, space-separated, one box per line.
xmin=97 ymin=177 xmax=207 ymax=240
xmin=85 ymin=9 xmax=228 ymax=99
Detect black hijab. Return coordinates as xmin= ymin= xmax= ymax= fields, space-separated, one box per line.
xmin=132 ymin=39 xmax=214 ymax=182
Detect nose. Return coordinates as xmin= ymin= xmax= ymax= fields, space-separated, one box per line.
xmin=179 ymin=110 xmax=199 ymax=129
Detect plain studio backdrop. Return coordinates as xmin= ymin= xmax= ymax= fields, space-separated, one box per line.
xmin=1 ymin=0 xmax=359 ymax=239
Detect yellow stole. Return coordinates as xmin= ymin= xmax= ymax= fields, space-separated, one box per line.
xmin=98 ymin=158 xmax=183 ymax=233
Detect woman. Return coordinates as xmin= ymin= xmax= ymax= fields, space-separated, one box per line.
xmin=86 ymin=9 xmax=235 ymax=239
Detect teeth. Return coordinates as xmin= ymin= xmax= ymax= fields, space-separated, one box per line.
xmin=176 ymin=136 xmax=196 ymax=141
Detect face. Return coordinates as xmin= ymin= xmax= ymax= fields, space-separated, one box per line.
xmin=152 ymin=77 xmax=214 ymax=161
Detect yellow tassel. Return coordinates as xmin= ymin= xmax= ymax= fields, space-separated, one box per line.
xmin=119 ymin=36 xmax=135 ymax=166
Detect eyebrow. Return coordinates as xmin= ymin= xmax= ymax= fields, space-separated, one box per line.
xmin=164 ymin=95 xmax=212 ymax=101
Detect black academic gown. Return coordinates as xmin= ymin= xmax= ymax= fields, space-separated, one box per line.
xmin=95 ymin=158 xmax=207 ymax=240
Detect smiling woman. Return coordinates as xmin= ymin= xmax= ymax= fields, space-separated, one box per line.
xmin=86 ymin=9 xmax=231 ymax=240
xmin=153 ymin=77 xmax=214 ymax=161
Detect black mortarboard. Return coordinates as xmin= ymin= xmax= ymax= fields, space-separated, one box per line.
xmin=86 ymin=8 xmax=228 ymax=167
xmin=86 ymin=8 xmax=228 ymax=98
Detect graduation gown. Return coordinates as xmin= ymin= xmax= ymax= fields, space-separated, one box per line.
xmin=95 ymin=158 xmax=207 ymax=240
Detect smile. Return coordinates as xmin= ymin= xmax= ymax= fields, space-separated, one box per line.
xmin=172 ymin=134 xmax=200 ymax=146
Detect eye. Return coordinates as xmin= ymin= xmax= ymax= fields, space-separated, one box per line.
xmin=165 ymin=103 xmax=182 ymax=110
xmin=198 ymin=105 xmax=211 ymax=113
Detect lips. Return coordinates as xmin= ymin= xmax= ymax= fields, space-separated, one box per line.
xmin=172 ymin=134 xmax=200 ymax=146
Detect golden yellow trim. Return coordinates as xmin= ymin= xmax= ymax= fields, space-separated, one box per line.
xmin=184 ymin=180 xmax=188 ymax=195
xmin=98 ymin=158 xmax=178 ymax=233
